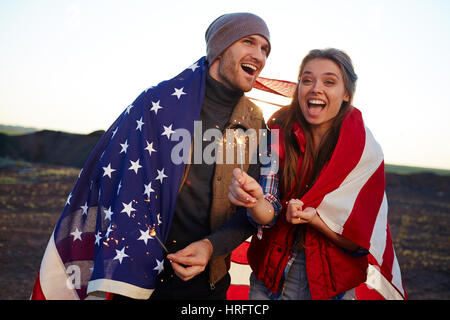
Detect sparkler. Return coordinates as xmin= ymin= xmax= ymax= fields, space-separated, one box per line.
xmin=150 ymin=228 xmax=169 ymax=253
xmin=235 ymin=134 xmax=245 ymax=174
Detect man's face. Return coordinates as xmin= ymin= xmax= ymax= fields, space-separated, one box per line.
xmin=209 ymin=34 xmax=269 ymax=92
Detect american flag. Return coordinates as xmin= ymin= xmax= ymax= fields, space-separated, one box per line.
xmin=31 ymin=57 xmax=207 ymax=299
xmin=228 ymin=80 xmax=407 ymax=300
xmin=253 ymin=76 xmax=297 ymax=98
xmin=299 ymin=107 xmax=407 ymax=299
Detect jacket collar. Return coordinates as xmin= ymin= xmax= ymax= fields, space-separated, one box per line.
xmin=227 ymin=95 xmax=264 ymax=131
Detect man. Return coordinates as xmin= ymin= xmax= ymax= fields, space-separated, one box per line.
xmin=31 ymin=12 xmax=270 ymax=300
xmin=149 ymin=12 xmax=271 ymax=300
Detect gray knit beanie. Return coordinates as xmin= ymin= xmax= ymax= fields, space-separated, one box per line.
xmin=205 ymin=12 xmax=271 ymax=64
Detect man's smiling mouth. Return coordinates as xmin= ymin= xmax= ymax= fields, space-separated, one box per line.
xmin=241 ymin=63 xmax=258 ymax=76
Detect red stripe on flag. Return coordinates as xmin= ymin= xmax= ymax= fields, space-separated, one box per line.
xmin=227 ymin=285 xmax=250 ymax=300
xmin=302 ymin=109 xmax=366 ymax=208
xmin=380 ymin=225 xmax=395 ymax=282
xmin=355 ymin=283 xmax=385 ymax=300
xmin=31 ymin=272 xmax=46 ymax=300
xmin=56 ymin=233 xmax=95 ymax=263
xmin=230 ymin=241 xmax=249 ymax=264
xmin=342 ymin=162 xmax=385 ymax=249
xmin=254 ymin=77 xmax=297 ymax=97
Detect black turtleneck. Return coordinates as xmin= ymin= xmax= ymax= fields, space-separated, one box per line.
xmin=165 ymin=73 xmax=257 ymax=256
xmin=202 ymin=72 xmax=243 ymax=131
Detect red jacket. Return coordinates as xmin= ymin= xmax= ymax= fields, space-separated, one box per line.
xmin=247 ymin=121 xmax=368 ymax=300
xmin=247 ymin=207 xmax=368 ymax=300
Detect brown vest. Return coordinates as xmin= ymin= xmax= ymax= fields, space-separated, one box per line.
xmin=178 ymin=95 xmax=265 ymax=286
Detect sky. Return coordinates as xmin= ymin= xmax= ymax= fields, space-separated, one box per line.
xmin=1 ymin=0 xmax=450 ymax=170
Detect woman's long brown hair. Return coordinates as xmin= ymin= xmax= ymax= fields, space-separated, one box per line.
xmin=270 ymin=48 xmax=358 ymax=200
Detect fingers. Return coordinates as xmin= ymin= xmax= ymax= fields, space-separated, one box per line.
xmin=228 ymin=191 xmax=252 ymax=207
xmin=167 ymin=253 xmax=205 ymax=282
xmin=285 ymin=199 xmax=304 ymax=224
xmin=166 ymin=240 xmax=212 ymax=282
xmin=167 ymin=253 xmax=203 ymax=267
xmin=229 ymin=168 xmax=264 ymax=207
xmin=232 ymin=167 xmax=245 ymax=184
xmin=228 ymin=183 xmax=256 ymax=206
xmin=228 ymin=177 xmax=257 ymax=207
xmin=288 ymin=199 xmax=304 ymax=208
xmin=285 ymin=201 xmax=316 ymax=225
xmin=301 ymin=207 xmax=317 ymax=220
xmin=170 ymin=261 xmax=204 ymax=282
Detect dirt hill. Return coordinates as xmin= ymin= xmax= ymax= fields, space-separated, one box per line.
xmin=0 ymin=129 xmax=104 ymax=168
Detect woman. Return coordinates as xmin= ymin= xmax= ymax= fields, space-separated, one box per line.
xmin=228 ymin=48 xmax=406 ymax=300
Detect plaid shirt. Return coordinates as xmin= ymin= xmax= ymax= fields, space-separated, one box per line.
xmin=246 ymin=168 xmax=282 ymax=239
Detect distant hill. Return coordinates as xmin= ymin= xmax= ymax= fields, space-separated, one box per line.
xmin=0 ymin=124 xmax=38 ymax=135
xmin=386 ymin=164 xmax=450 ymax=176
xmin=0 ymin=129 xmax=105 ymax=168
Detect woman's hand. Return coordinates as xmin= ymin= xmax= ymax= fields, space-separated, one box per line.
xmin=285 ymin=199 xmax=317 ymax=224
xmin=228 ymin=168 xmax=264 ymax=208
xmin=286 ymin=201 xmax=359 ymax=251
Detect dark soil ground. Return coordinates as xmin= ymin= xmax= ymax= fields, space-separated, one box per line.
xmin=0 ymin=162 xmax=449 ymax=300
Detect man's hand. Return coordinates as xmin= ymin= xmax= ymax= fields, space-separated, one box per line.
xmin=166 ymin=239 xmax=213 ymax=282
xmin=228 ymin=168 xmax=264 ymax=207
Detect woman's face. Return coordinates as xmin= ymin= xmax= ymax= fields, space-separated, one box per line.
xmin=298 ymin=58 xmax=349 ymax=132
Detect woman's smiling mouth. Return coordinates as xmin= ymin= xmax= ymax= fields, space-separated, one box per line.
xmin=307 ymin=99 xmax=326 ymax=116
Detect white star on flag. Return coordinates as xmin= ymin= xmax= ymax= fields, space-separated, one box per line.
xmin=188 ymin=62 xmax=200 ymax=72
xmin=105 ymin=224 xmax=113 ymax=238
xmin=145 ymin=140 xmax=156 ymax=156
xmin=171 ymin=87 xmax=186 ymax=99
xmin=157 ymin=213 xmax=162 ymax=225
xmin=138 ymin=229 xmax=153 ymax=245
xmin=80 ymin=202 xmax=89 ymax=215
xmin=71 ymin=228 xmax=82 ymax=241
xmin=117 ymin=180 xmax=122 ymax=195
xmin=125 ymin=104 xmax=134 ymax=114
xmin=155 ymin=168 xmax=168 ymax=183
xmin=150 ymin=100 xmax=163 ymax=114
xmin=143 ymin=182 xmax=155 ymax=198
xmin=161 ymin=124 xmax=175 ymax=139
xmin=153 ymin=259 xmax=164 ymax=274
xmin=104 ymin=206 xmax=114 ymax=221
xmin=66 ymin=193 xmax=72 ymax=205
xmin=136 ymin=117 xmax=144 ymax=131
xmin=113 ymin=247 xmax=129 ymax=264
xmin=129 ymin=159 xmax=142 ymax=174
xmin=95 ymin=231 xmax=102 ymax=245
xmin=111 ymin=127 xmax=119 ymax=139
xmin=120 ymin=140 xmax=129 ymax=154
xmin=102 ymin=163 xmax=116 ymax=178
xmin=121 ymin=201 xmax=136 ymax=217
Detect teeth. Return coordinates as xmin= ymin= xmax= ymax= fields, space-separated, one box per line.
xmin=308 ymin=99 xmax=325 ymax=105
xmin=241 ymin=63 xmax=257 ymax=71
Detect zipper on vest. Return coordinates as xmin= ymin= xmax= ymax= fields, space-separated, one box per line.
xmin=271 ymin=226 xmax=295 ymax=290
xmin=209 ymin=282 xmax=216 ymax=290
